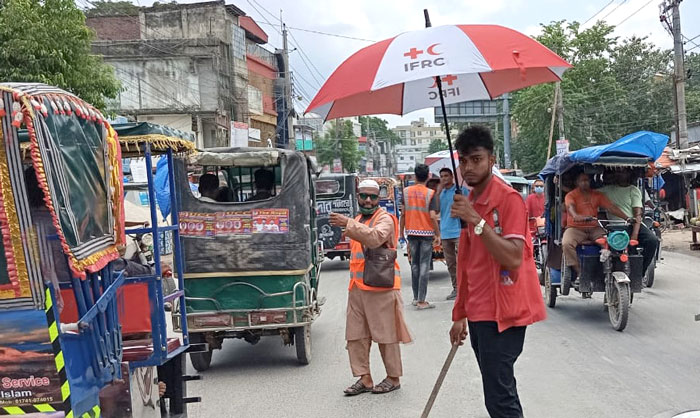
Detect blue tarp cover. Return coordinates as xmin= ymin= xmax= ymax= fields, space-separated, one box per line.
xmin=540 ymin=131 xmax=669 ymax=177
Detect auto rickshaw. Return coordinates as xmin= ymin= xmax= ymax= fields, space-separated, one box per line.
xmin=172 ymin=147 xmax=323 ymax=369
xmin=364 ymin=177 xmax=401 ymax=217
xmin=0 ymin=83 xmax=198 ymax=417
xmin=314 ymin=173 xmax=358 ymax=261
xmin=540 ymin=131 xmax=668 ymax=331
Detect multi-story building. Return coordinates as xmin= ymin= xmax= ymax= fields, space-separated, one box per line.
xmin=88 ymin=1 xmax=283 ymax=149
xmin=392 ymin=118 xmax=456 ymax=173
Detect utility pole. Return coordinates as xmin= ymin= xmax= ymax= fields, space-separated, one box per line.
xmin=556 ymin=81 xmax=566 ymax=148
xmin=662 ymin=0 xmax=688 ymax=148
xmin=502 ymin=93 xmax=511 ymax=169
xmin=281 ymin=21 xmax=294 ymax=149
xmin=546 ymin=83 xmax=559 ymax=160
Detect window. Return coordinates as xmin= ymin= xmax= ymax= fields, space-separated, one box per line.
xmin=400 ymin=156 xmax=405 ymax=161
xmin=411 ymin=131 xmax=416 ymax=137
xmin=232 ymin=25 xmax=246 ymax=60
xmin=192 ymin=165 xmax=282 ymax=203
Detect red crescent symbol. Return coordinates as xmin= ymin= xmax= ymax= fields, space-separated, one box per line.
xmin=427 ymin=43 xmax=441 ymax=55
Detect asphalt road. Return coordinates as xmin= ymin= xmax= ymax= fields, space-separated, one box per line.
xmin=184 ymin=249 xmax=700 ymax=418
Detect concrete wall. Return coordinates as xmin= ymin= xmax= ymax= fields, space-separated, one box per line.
xmin=142 ymin=3 xmax=234 ymax=43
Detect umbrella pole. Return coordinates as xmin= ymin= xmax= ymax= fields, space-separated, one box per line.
xmin=424 ymin=9 xmax=460 ymax=193
xmin=425 ymin=9 xmax=465 ymax=225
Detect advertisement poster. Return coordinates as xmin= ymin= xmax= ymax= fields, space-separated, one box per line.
xmin=0 ymin=310 xmax=62 ymax=408
xmin=214 ymin=212 xmax=252 ymax=236
xmin=316 ymin=198 xmax=354 ymax=250
xmin=556 ymin=139 xmax=570 ymax=155
xmin=251 ymin=209 xmax=289 ymax=234
xmin=179 ymin=212 xmax=216 ymax=238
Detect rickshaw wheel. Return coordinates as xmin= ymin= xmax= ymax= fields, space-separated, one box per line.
xmin=561 ymin=256 xmax=572 ymax=296
xmin=544 ymin=267 xmax=557 ymax=308
xmin=189 ymin=334 xmax=213 ymax=372
xmin=294 ymin=324 xmax=312 ymax=365
xmin=608 ymin=282 xmax=630 ymax=332
xmin=644 ymin=261 xmax=656 ymax=288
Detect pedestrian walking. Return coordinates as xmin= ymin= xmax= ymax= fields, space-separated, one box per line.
xmin=400 ymin=164 xmax=440 ymax=309
xmin=448 ymin=126 xmax=546 ymax=418
xmin=329 ymin=179 xmax=413 ymax=396
xmin=431 ymin=167 xmax=469 ymax=300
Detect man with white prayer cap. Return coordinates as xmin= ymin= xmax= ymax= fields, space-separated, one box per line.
xmin=330 ymin=179 xmax=413 ymax=396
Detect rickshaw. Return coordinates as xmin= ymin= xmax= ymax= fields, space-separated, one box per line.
xmin=364 ymin=177 xmax=401 ymax=217
xmin=0 ymin=83 xmax=198 ymax=417
xmin=540 ymin=131 xmax=668 ymax=331
xmin=172 ymin=147 xmax=323 ymax=370
xmin=314 ymin=173 xmax=358 ymax=261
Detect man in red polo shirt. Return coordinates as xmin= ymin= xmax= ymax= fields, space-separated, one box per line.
xmin=449 ymin=125 xmax=546 ymax=418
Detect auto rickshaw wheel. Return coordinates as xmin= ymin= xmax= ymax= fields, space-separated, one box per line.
xmin=544 ymin=267 xmax=556 ymax=308
xmin=189 ymin=334 xmax=213 ymax=372
xmin=561 ymin=256 xmax=572 ymax=296
xmin=608 ymin=282 xmax=630 ymax=332
xmin=644 ymin=261 xmax=655 ymax=288
xmin=294 ymin=324 xmax=312 ymax=365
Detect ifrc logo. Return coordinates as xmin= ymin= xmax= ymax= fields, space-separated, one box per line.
xmin=428 ymin=75 xmax=461 ymax=100
xmin=403 ymin=43 xmax=445 ymax=72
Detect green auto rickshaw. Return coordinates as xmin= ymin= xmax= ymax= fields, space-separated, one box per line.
xmin=171 ymin=147 xmax=323 ymax=370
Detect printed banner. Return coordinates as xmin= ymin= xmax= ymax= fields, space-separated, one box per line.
xmin=214 ymin=212 xmax=253 ymax=236
xmin=179 ymin=212 xmax=216 ymax=238
xmin=251 ymin=209 xmax=289 ymax=234
xmin=0 ymin=310 xmax=62 ymax=407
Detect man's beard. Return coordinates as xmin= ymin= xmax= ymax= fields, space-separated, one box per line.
xmin=464 ymin=171 xmax=490 ymax=187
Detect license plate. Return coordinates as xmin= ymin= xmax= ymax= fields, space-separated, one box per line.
xmin=250 ymin=311 xmax=287 ymax=325
xmin=190 ymin=314 xmax=232 ymax=328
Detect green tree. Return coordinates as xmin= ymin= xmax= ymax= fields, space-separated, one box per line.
xmin=0 ymin=0 xmax=120 ymax=109
xmin=511 ymin=21 xmax=677 ymax=173
xmin=315 ymin=120 xmax=363 ymax=173
xmin=358 ymin=116 xmax=400 ymax=144
xmin=427 ymin=138 xmax=447 ymax=154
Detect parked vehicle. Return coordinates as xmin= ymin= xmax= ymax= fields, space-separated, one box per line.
xmin=315 ymin=173 xmax=358 ymax=260
xmin=0 ymin=83 xmax=199 ymax=418
xmin=172 ymin=147 xmax=323 ymax=369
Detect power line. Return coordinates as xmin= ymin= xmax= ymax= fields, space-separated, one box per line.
xmin=256 ymin=21 xmax=377 ymax=43
xmin=288 ymin=28 xmax=326 ymax=82
xmin=582 ymin=0 xmax=616 ymax=25
xmin=599 ymin=0 xmax=628 ymax=21
xmin=615 ymin=0 xmax=655 ymax=26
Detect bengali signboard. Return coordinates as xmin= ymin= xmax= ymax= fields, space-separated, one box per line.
xmin=316 ymin=198 xmax=353 ymax=250
xmin=251 ymin=209 xmax=290 ymax=234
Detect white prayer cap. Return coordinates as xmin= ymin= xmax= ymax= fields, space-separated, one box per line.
xmin=358 ymin=179 xmax=380 ymax=191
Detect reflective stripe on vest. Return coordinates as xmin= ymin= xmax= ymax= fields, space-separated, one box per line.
xmin=404 ymin=185 xmax=434 ymax=236
xmin=348 ymin=209 xmax=401 ymax=291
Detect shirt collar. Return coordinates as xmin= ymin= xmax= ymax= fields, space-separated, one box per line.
xmin=469 ymin=175 xmax=497 ymax=206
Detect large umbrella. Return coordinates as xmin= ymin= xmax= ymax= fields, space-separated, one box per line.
xmin=306 ymin=10 xmax=571 ymax=190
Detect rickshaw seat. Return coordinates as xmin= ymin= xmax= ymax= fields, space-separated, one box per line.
xmin=122 ymin=337 xmax=181 ymax=362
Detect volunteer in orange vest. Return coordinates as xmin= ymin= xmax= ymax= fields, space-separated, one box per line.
xmin=399 ymin=164 xmax=440 ymax=309
xmin=329 ymin=179 xmax=412 ymax=396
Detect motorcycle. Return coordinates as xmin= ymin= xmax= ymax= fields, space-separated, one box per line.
xmin=530 ymin=217 xmax=548 ymax=286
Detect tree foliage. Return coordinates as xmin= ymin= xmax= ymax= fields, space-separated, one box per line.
xmin=0 ymin=0 xmax=120 ymax=109
xmin=428 ymin=138 xmax=447 ymax=154
xmin=358 ymin=116 xmax=400 ymax=144
xmin=511 ymin=20 xmax=695 ymax=173
xmin=315 ymin=120 xmax=363 ymax=173
xmin=84 ymin=0 xmax=139 ymax=17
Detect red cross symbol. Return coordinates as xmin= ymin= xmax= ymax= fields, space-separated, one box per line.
xmin=442 ymin=74 xmax=457 ymax=86
xmin=403 ymin=48 xmax=424 ymax=59
xmin=430 ymin=75 xmax=458 ymax=88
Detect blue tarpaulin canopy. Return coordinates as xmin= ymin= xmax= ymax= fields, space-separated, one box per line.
xmin=540 ymin=131 xmax=669 ymax=177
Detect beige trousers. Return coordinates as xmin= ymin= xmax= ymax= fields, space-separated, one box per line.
xmin=347 ymin=338 xmax=403 ymax=377
xmin=562 ymin=227 xmax=606 ymax=270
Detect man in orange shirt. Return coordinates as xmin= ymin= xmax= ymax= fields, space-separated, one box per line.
xmin=562 ymin=172 xmax=629 ymax=275
xmin=330 ymin=180 xmax=412 ymax=396
xmin=400 ymin=164 xmax=440 ymax=309
xmin=449 ymin=126 xmax=546 ymax=417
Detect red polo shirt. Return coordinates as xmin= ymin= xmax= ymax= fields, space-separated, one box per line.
xmin=452 ymin=176 xmax=547 ymax=332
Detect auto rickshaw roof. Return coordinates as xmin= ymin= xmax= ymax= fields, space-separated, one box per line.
xmin=540 ymin=131 xmax=669 ymax=178
xmin=187 ymin=147 xmax=301 ymax=167
xmin=112 ymin=122 xmax=196 ymax=156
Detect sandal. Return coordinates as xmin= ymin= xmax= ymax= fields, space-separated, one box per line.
xmin=372 ymin=378 xmax=401 ymax=394
xmin=416 ymin=303 xmax=435 ymax=310
xmin=344 ymin=379 xmax=372 ymax=396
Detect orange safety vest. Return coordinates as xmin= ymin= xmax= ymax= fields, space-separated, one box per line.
xmin=348 ymin=209 xmax=401 ymax=291
xmin=403 ymin=184 xmax=435 ymax=237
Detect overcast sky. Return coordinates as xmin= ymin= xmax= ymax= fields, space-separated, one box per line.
xmin=137 ymin=0 xmax=700 ymax=128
